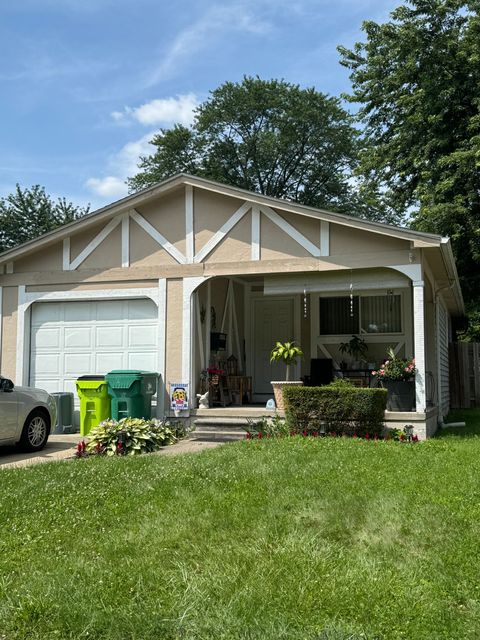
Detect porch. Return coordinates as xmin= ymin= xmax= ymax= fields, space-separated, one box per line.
xmin=186 ymin=266 xmax=443 ymax=438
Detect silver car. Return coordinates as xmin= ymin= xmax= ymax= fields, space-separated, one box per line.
xmin=0 ymin=377 xmax=56 ymax=451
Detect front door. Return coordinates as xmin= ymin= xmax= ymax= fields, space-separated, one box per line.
xmin=252 ymin=297 xmax=295 ymax=400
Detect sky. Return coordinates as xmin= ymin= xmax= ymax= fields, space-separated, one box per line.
xmin=0 ymin=0 xmax=399 ymax=211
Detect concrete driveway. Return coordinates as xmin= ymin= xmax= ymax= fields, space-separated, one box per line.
xmin=0 ymin=434 xmax=80 ymax=469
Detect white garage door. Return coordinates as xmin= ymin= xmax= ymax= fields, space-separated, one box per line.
xmin=29 ymin=299 xmax=158 ymax=395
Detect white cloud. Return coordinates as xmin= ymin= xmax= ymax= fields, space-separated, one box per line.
xmin=85 ymin=176 xmax=127 ymax=199
xmin=85 ymin=132 xmax=154 ymax=200
xmin=112 ymin=93 xmax=199 ymax=127
xmin=146 ymin=4 xmax=272 ymax=85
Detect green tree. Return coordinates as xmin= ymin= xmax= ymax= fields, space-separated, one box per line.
xmin=128 ymin=77 xmax=363 ymax=214
xmin=0 ymin=185 xmax=89 ymax=253
xmin=338 ymin=0 xmax=480 ymax=329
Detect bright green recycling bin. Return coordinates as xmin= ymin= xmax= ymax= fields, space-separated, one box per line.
xmin=76 ymin=376 xmax=111 ymax=436
xmin=106 ymin=370 xmax=158 ymax=421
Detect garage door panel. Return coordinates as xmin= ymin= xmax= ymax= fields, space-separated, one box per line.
xmin=31 ymin=327 xmax=61 ymax=349
xmin=128 ymin=352 xmax=157 ymax=371
xmin=95 ymin=301 xmax=125 ymax=321
xmin=32 ymin=353 xmax=60 ymax=375
xmin=65 ymin=326 xmax=93 ymax=348
xmin=64 ymin=302 xmax=92 ymax=322
xmin=94 ymin=352 xmax=124 ymax=372
xmin=96 ymin=326 xmax=124 ymax=348
xmin=32 ymin=304 xmax=62 ymax=324
xmin=30 ymin=299 xmax=158 ymax=393
xmin=64 ymin=353 xmax=92 ymax=375
xmin=128 ymin=299 xmax=156 ymax=320
xmin=128 ymin=325 xmax=156 ymax=347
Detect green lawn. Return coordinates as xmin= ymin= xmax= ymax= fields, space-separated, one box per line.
xmin=1 ymin=415 xmax=480 ymax=640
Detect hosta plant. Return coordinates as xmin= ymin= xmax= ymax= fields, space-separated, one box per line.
xmin=83 ymin=417 xmax=177 ymax=457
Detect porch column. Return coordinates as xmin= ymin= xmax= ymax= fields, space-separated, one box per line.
xmin=182 ymin=276 xmax=207 ymax=408
xmin=413 ymin=280 xmax=426 ymax=412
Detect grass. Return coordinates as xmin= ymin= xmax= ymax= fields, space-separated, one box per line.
xmin=1 ymin=415 xmax=480 ymax=639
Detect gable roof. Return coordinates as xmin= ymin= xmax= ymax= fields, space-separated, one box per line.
xmin=0 ymin=173 xmax=463 ymax=314
xmin=0 ymin=173 xmax=447 ymax=264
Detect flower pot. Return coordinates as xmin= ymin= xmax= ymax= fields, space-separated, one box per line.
xmin=271 ymin=380 xmax=303 ymax=411
xmin=383 ymin=380 xmax=415 ymax=412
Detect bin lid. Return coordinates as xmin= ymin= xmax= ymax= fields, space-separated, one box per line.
xmin=107 ymin=370 xmax=157 ymax=375
xmin=77 ymin=375 xmax=106 ymax=381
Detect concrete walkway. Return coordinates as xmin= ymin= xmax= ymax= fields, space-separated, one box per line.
xmin=0 ymin=430 xmax=240 ymax=470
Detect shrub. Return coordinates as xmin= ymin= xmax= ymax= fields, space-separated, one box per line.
xmin=244 ymin=415 xmax=290 ymax=439
xmin=83 ymin=418 xmax=177 ymax=457
xmin=283 ymin=383 xmax=387 ymax=437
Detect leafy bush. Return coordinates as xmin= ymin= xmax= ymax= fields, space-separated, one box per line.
xmin=83 ymin=418 xmax=177 ymax=457
xmin=245 ymin=415 xmax=290 ymax=439
xmin=283 ymin=383 xmax=387 ymax=437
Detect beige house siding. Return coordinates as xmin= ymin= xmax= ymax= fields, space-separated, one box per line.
xmin=165 ymin=278 xmax=183 ymax=392
xmin=136 ymin=189 xmax=186 ymax=256
xmin=14 ymin=242 xmax=63 ymax=273
xmin=129 ymin=222 xmax=179 ymax=267
xmin=1 ymin=286 xmax=18 ymax=380
xmin=330 ymin=224 xmax=410 ymax=255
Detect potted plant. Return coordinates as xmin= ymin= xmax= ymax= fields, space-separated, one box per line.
xmin=372 ymin=348 xmax=416 ymax=411
xmin=339 ymin=335 xmax=368 ymax=369
xmin=270 ymin=341 xmax=304 ymax=410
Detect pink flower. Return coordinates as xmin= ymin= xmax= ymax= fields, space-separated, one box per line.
xmin=372 ymin=370 xmax=377 ymax=376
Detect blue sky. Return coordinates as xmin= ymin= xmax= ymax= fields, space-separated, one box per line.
xmin=0 ymin=0 xmax=399 ymax=211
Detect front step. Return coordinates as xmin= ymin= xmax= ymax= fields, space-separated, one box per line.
xmin=191 ymin=417 xmax=251 ymax=442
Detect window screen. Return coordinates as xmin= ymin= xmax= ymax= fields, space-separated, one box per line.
xmin=319 ymin=296 xmax=359 ymax=335
xmin=361 ymin=295 xmax=401 ymax=333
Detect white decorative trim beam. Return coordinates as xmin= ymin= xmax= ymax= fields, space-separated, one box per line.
xmin=16 ymin=286 xmax=28 ymax=385
xmin=320 ymin=221 xmax=330 ymax=257
xmin=62 ymin=238 xmax=70 ymax=271
xmin=157 ymin=278 xmax=167 ymax=418
xmin=194 ymin=201 xmax=251 ymax=263
xmin=260 ymin=205 xmax=321 ymax=258
xmin=69 ymin=217 xmax=122 ymax=270
xmin=413 ymin=281 xmax=426 ymax=412
xmin=121 ymin=213 xmax=130 ymax=268
xmin=186 ymin=185 xmax=194 ymax=263
xmin=130 ymin=209 xmax=187 ymax=265
xmin=251 ymin=205 xmax=260 ymax=260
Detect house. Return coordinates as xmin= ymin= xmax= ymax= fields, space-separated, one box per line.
xmin=0 ymin=174 xmax=464 ymax=438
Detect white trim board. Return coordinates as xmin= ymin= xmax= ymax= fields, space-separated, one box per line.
xmin=130 ymin=209 xmax=187 ymax=264
xmin=194 ymin=201 xmax=252 ymax=263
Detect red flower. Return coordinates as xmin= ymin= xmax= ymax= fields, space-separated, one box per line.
xmin=246 ymin=432 xmax=251 ymax=440
xmin=365 ymin=433 xmax=370 ymax=440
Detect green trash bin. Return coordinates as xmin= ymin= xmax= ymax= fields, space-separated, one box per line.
xmin=76 ymin=376 xmax=111 ymax=436
xmin=106 ymin=370 xmax=158 ymax=421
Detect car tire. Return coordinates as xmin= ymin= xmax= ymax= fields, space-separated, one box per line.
xmin=19 ymin=410 xmax=50 ymax=452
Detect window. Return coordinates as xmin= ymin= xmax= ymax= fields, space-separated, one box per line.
xmin=319 ymin=294 xmax=401 ymax=335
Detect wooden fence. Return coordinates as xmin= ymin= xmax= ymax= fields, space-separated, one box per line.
xmin=449 ymin=342 xmax=480 ymax=408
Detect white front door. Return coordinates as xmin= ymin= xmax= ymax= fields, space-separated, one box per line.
xmin=252 ymin=297 xmax=295 ymax=399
